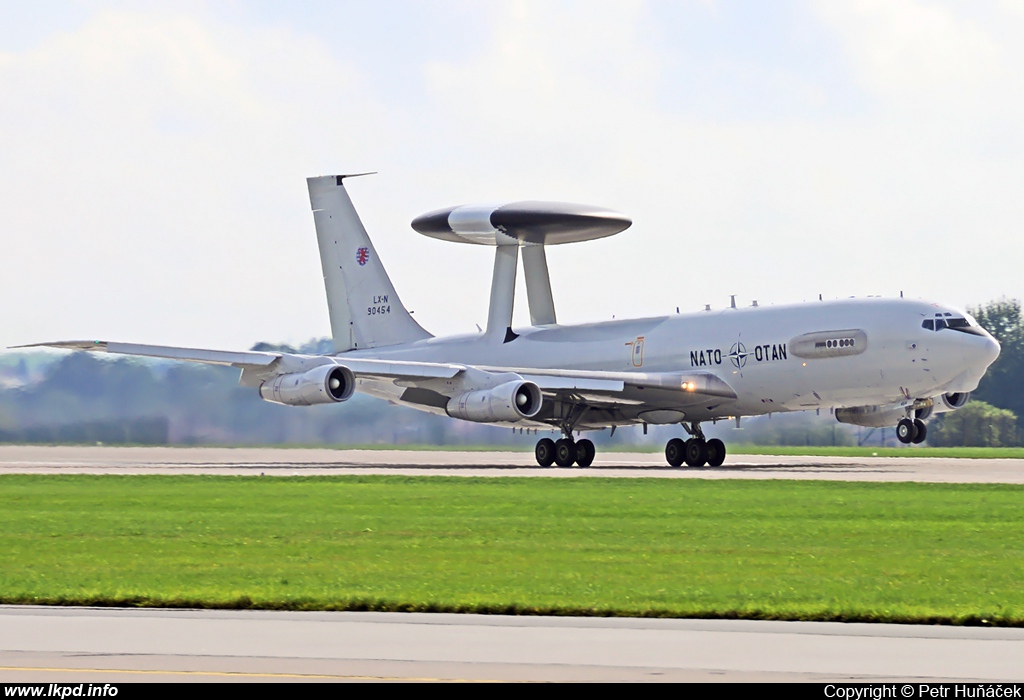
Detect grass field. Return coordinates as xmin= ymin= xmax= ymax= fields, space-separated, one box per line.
xmin=2 ymin=475 xmax=1022 ymax=625
xmin=728 ymin=445 xmax=1024 ymax=459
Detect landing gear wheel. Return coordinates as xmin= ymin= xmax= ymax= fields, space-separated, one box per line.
xmin=554 ymin=438 xmax=578 ymax=467
xmin=896 ymin=418 xmax=918 ymax=444
xmin=684 ymin=438 xmax=708 ymax=467
xmin=706 ymin=438 xmax=726 ymax=467
xmin=575 ymin=439 xmax=596 ymax=467
xmin=912 ymin=419 xmax=927 ymax=444
xmin=665 ymin=438 xmax=686 ymax=467
xmin=535 ymin=438 xmax=556 ymax=467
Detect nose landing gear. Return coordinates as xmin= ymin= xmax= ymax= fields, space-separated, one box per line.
xmin=896 ymin=417 xmax=928 ymax=444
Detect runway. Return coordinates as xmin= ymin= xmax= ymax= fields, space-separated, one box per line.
xmin=1 ymin=445 xmax=1023 ymax=483
xmin=0 ymin=607 xmax=1022 ymax=683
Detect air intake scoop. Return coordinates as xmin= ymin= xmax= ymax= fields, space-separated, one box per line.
xmin=412 ymin=201 xmax=631 ymax=246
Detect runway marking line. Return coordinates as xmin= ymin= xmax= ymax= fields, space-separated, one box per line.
xmin=0 ymin=666 xmax=502 ymax=682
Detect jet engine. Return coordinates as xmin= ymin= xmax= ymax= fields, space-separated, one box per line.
xmin=835 ymin=403 xmax=907 ymax=428
xmin=447 ymin=380 xmax=543 ymax=423
xmin=259 ymin=364 xmax=355 ymax=406
xmin=915 ymin=392 xmax=970 ymax=420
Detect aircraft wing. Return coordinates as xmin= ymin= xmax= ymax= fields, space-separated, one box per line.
xmin=16 ymin=341 xmax=735 ymax=418
xmin=15 ymin=340 xmax=281 ymax=368
xmin=13 ymin=340 xmax=462 ymax=381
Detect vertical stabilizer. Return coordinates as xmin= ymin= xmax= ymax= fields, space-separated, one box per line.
xmin=307 ymin=175 xmax=431 ymax=352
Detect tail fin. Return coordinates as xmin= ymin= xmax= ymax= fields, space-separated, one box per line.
xmin=307 ymin=175 xmax=431 ymax=352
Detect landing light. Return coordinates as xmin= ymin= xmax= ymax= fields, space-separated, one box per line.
xmin=682 ymin=381 xmax=696 ymax=392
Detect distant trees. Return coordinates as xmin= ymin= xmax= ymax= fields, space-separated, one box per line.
xmin=928 ymin=401 xmax=1019 ymax=447
xmin=970 ymin=299 xmax=1024 ymax=437
xmin=0 ymin=348 xmax=529 ymax=447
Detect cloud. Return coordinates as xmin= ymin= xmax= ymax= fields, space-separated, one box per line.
xmin=815 ymin=0 xmax=1003 ymax=100
xmin=2 ymin=2 xmax=1023 ymax=351
xmin=0 ymin=9 xmax=388 ymax=348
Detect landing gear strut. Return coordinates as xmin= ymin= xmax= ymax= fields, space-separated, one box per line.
xmin=665 ymin=423 xmax=727 ymax=468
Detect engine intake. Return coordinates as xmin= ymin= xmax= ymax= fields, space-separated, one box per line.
xmin=447 ymin=380 xmax=543 ymax=423
xmin=938 ymin=391 xmax=970 ymax=410
xmin=916 ymin=392 xmax=972 ymax=420
xmin=260 ymin=364 xmax=355 ymax=406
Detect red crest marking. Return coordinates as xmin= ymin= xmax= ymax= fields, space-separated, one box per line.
xmin=356 ymin=247 xmax=370 ymax=266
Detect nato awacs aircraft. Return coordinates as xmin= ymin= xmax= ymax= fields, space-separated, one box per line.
xmin=22 ymin=174 xmax=1001 ymax=467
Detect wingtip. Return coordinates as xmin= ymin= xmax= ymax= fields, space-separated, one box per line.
xmin=6 ymin=340 xmax=107 ymax=351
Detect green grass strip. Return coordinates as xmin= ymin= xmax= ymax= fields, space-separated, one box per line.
xmin=729 ymin=445 xmax=1024 ymax=458
xmin=1 ymin=475 xmax=1022 ymax=626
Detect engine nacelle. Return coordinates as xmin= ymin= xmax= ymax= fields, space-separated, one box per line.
xmin=916 ymin=391 xmax=970 ymax=420
xmin=259 ymin=364 xmax=355 ymax=406
xmin=937 ymin=391 xmax=970 ymax=410
xmin=446 ymin=380 xmax=543 ymax=423
xmin=835 ymin=403 xmax=907 ymax=428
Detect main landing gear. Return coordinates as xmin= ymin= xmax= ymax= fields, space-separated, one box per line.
xmin=896 ymin=417 xmax=928 ymax=444
xmin=665 ymin=423 xmax=726 ymax=467
xmin=535 ymin=436 xmax=596 ymax=467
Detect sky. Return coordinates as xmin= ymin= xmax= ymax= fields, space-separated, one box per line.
xmin=2 ymin=0 xmax=1023 ymax=351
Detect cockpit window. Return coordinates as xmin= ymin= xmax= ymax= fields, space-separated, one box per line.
xmin=923 ymin=313 xmax=986 ymax=336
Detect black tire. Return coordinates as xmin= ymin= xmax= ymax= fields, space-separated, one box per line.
xmin=684 ymin=438 xmax=708 ymax=467
xmin=535 ymin=438 xmax=556 ymax=467
xmin=912 ymin=419 xmax=927 ymax=444
xmin=665 ymin=438 xmax=686 ymax=467
xmin=896 ymin=418 xmax=917 ymax=444
xmin=575 ymin=439 xmax=596 ymax=467
xmin=554 ymin=438 xmax=578 ymax=467
xmin=706 ymin=438 xmax=726 ymax=467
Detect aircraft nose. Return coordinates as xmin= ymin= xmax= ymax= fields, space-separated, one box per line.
xmin=982 ymin=334 xmax=1001 ymax=366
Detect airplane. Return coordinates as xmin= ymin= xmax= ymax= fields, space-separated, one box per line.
xmin=18 ymin=174 xmax=1001 ymax=467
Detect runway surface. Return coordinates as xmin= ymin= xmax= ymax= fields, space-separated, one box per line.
xmin=1 ymin=607 xmax=1022 ymax=683
xmin=1 ymin=445 xmax=1023 ymax=483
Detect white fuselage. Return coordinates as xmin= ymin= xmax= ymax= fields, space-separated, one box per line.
xmin=345 ymin=297 xmax=1000 ymax=428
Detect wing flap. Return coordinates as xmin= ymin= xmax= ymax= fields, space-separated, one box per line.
xmin=336 ymin=358 xmax=461 ymax=380
xmin=520 ymin=374 xmax=625 ymax=392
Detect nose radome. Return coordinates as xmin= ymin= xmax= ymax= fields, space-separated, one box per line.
xmin=984 ymin=335 xmax=1001 ymax=365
